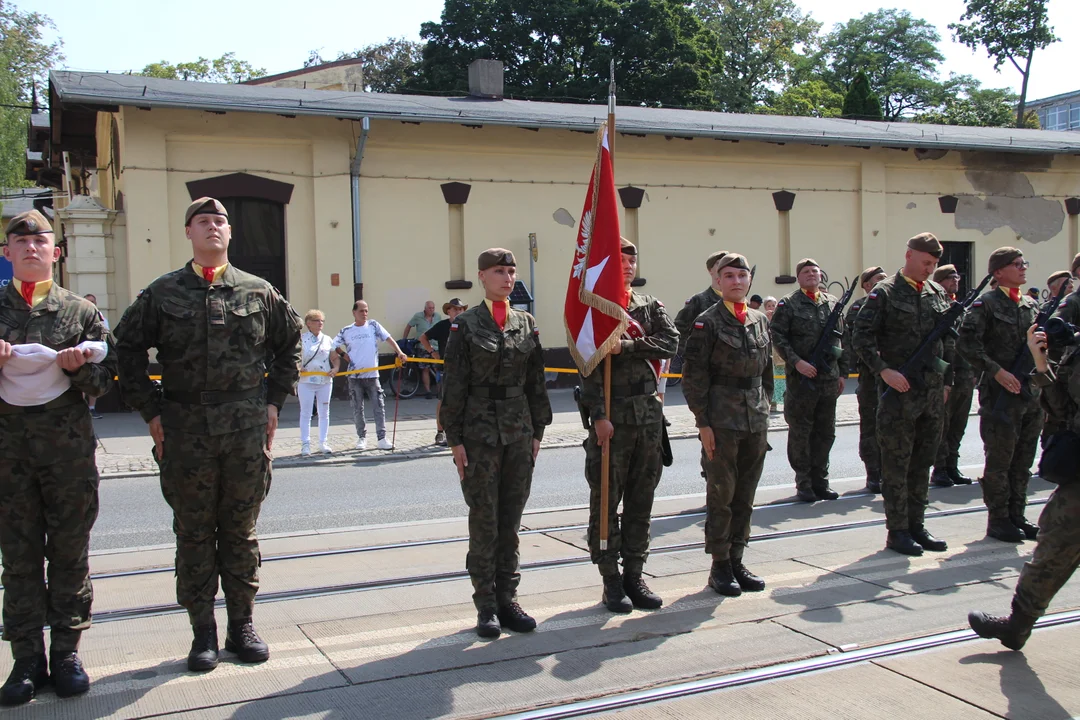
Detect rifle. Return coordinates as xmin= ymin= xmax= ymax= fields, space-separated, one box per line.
xmin=573 ymin=386 xmax=591 ymax=429
xmin=881 ymin=273 xmax=993 ymax=402
xmin=990 ymin=277 xmax=1070 ymax=422
xmin=805 ymin=276 xmax=858 ymax=390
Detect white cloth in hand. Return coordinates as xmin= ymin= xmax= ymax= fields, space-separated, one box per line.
xmin=0 ymin=341 xmax=108 ymax=406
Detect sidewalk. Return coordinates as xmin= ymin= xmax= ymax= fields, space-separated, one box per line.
xmin=93 ymin=385 xmax=865 ymax=478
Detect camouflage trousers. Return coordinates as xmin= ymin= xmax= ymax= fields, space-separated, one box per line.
xmin=1013 ymin=481 xmax=1080 ymax=618
xmin=977 ymin=388 xmax=1043 ymax=520
xmin=158 ymin=425 xmax=271 ymax=625
xmin=784 ymin=373 xmax=839 ymax=492
xmin=877 ymin=381 xmax=943 ymax=530
xmin=934 ymin=377 xmax=974 ymax=471
xmin=702 ymin=428 xmax=768 ymax=559
xmin=0 ymin=404 xmax=99 ymax=659
xmin=855 ymin=371 xmax=881 ymax=474
xmin=460 ymin=436 xmax=534 ymax=611
xmin=584 ymin=422 xmax=663 ymax=576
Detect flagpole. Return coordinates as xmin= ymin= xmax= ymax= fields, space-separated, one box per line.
xmin=600 ymin=62 xmax=616 ymax=551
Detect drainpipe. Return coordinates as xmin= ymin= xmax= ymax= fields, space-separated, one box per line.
xmin=350 ymin=117 xmax=370 ymax=301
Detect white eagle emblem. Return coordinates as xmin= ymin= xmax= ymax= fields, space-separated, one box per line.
xmin=572 ymin=210 xmax=593 ymax=279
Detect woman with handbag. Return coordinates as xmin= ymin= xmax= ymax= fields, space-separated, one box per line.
xmin=968 ymin=323 xmax=1080 ymax=650
xmin=298 ymin=310 xmax=340 ymax=455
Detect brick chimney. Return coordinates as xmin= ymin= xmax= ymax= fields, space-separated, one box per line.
xmin=468 ymin=60 xmax=504 ymax=99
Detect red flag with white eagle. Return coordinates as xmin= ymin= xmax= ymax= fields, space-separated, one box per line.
xmin=564 ymin=122 xmax=629 ymax=377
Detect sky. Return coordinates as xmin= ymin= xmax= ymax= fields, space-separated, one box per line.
xmin=17 ymin=0 xmax=1079 ymax=103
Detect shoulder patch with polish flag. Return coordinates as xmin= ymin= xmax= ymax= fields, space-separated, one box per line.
xmin=972 ymin=300 xmax=983 ymax=307
xmin=694 ymin=321 xmax=705 ymax=329
xmin=450 ymin=322 xmax=459 ymax=331
xmin=684 ymin=297 xmax=693 ymax=304
xmin=533 ymin=327 xmax=540 ymax=336
xmin=868 ymin=291 xmax=879 ymax=299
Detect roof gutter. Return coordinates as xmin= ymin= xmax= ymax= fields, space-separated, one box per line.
xmin=350 ymin=117 xmax=370 ymax=301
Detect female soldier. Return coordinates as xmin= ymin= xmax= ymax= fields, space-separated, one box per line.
xmin=439 ymin=249 xmax=553 ymax=638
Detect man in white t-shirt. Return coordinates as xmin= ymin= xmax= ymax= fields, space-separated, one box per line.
xmin=332 ymin=300 xmax=407 ymax=450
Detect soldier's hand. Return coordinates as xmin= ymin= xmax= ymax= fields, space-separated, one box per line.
xmin=594 ymin=419 xmax=615 ymax=447
xmin=266 ymin=405 xmax=279 ymax=450
xmin=0 ymin=340 xmax=11 ymax=368
xmin=608 ymin=341 xmax=623 ymax=355
xmin=451 ymin=444 xmax=468 ymax=481
xmin=532 ymin=438 xmax=541 ymax=462
xmin=944 ymin=386 xmax=951 ymax=403
xmin=148 ymin=416 xmax=165 ymax=461
xmin=881 ymin=368 xmax=910 ymax=393
xmin=837 ymin=377 xmax=845 ymax=395
xmin=994 ymin=368 xmax=1022 ymax=395
xmin=56 ymin=347 xmax=89 ymax=372
xmin=795 ymin=360 xmax=817 ymax=378
xmin=698 ymin=426 xmax=716 ymax=461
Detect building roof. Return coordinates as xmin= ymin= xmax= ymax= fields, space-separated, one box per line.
xmin=50 ymin=70 xmax=1080 ymax=156
xmin=0 ymin=188 xmax=51 ymax=218
xmin=1026 ymin=89 xmax=1080 ymax=109
xmin=243 ymin=57 xmax=364 ymax=86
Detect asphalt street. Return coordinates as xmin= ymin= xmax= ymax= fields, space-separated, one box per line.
xmin=92 ymin=423 xmax=990 ymax=552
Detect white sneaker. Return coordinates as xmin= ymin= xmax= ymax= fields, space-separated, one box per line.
xmin=377 ymin=438 xmax=393 ymax=450
xmin=320 ymin=443 xmax=333 ymax=454
xmin=355 ymin=438 xmax=367 ymax=451
xmin=300 ymin=443 xmax=311 ymax=456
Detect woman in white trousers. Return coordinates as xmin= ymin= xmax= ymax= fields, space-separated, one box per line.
xmin=299 ymin=309 xmax=340 ymax=455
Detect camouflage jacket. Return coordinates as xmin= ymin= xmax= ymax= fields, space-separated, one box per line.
xmin=439 ymin=303 xmax=552 ymax=447
xmin=958 ymin=288 xmax=1040 ymax=400
xmin=581 ymin=291 xmax=678 ymax=426
xmin=682 ymin=301 xmax=773 ymax=433
xmin=673 ymin=286 xmax=721 ymax=355
xmin=840 ymin=297 xmax=868 ymax=378
xmin=1033 ymin=349 xmax=1080 ymax=433
xmin=1053 ymin=290 xmax=1080 ymax=326
xmin=770 ymin=288 xmax=843 ymax=379
xmin=113 ymin=262 xmax=303 ymax=435
xmin=851 ymin=271 xmax=955 ymax=386
xmin=0 ymin=282 xmax=115 ymax=401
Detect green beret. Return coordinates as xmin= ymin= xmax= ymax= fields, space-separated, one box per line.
xmin=1072 ymin=253 xmax=1080 ymax=276
xmin=932 ymin=264 xmax=960 ymax=283
xmin=987 ymin=247 xmax=1023 ymax=274
xmin=620 ymin=237 xmax=637 ymax=256
xmin=796 ymin=258 xmax=819 ymax=276
xmin=860 ymin=266 xmax=885 ymax=285
xmin=478 ymin=248 xmax=516 ymax=270
xmin=715 ymin=253 xmax=750 ymax=271
xmin=1047 ymin=270 xmax=1071 ymax=287
xmin=185 ymin=197 xmax=228 ymax=226
xmin=706 ymin=250 xmax=728 ymax=271
xmin=907 ymin=232 xmax=943 ymax=258
xmin=4 ymin=209 xmax=53 ymax=237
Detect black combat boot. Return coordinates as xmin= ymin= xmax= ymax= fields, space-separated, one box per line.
xmin=931 ymin=467 xmax=954 ymax=487
xmin=708 ymin=559 xmax=742 ymax=597
xmin=187 ymin=623 xmax=219 ymax=672
xmin=910 ymin=525 xmax=947 ymax=552
xmin=886 ymin=530 xmax=924 ymax=556
xmin=476 ymin=609 xmax=501 ymax=638
xmin=497 ymin=602 xmax=537 ymax=633
xmin=0 ymin=655 xmax=48 ymax=707
xmin=987 ymin=517 xmax=1025 ymax=543
xmin=50 ymin=652 xmax=89 ymax=698
xmin=731 ymin=559 xmax=766 ymax=592
xmin=948 ymin=467 xmax=973 ymax=485
xmin=795 ymin=480 xmax=818 ymax=503
xmin=812 ymin=481 xmax=839 ymax=501
xmin=602 ymin=573 xmax=633 ymax=613
xmin=623 ymin=573 xmax=663 ymax=609
xmin=226 ymin=619 xmax=270 ymax=663
xmin=1011 ymin=516 xmax=1039 ymax=541
xmin=865 ymin=469 xmax=882 ymax=494
xmin=968 ymin=601 xmax=1037 ymax=651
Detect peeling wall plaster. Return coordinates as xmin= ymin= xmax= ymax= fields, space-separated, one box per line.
xmin=954 ymin=171 xmax=1065 ymax=243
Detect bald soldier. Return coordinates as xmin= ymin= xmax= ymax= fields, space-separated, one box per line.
xmin=673 ymin=251 xmax=728 ymax=357
xmin=0 ymin=211 xmax=115 ymax=705
xmin=930 ymin=264 xmax=975 ymax=488
xmin=841 ymin=265 xmax=887 ymax=493
xmin=114 ymin=198 xmax=303 ymax=672
xmin=440 ymin=249 xmax=552 ymax=638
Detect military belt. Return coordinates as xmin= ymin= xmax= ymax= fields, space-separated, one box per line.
xmin=163 ymin=386 xmax=264 ymax=405
xmin=469 ymin=385 xmax=524 ymax=399
xmin=711 ymin=376 xmax=762 ymax=389
xmin=0 ymin=388 xmax=84 ymax=415
xmin=610 ymin=379 xmax=658 ymax=398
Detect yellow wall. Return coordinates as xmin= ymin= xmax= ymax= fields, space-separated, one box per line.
xmin=107 ymin=107 xmax=1080 ymax=342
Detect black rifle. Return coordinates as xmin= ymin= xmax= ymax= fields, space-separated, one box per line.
xmin=573 ymin=385 xmax=591 ymax=429
xmin=805 ymin=276 xmax=858 ymax=390
xmin=990 ymin=278 xmax=1070 ymax=422
xmin=881 ymin=273 xmax=993 ymax=402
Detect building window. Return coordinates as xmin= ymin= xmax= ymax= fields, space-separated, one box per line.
xmin=1071 ymin=103 xmax=1080 ymax=129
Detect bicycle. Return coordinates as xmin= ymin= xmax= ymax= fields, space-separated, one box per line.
xmin=389 ymin=339 xmax=441 ymax=399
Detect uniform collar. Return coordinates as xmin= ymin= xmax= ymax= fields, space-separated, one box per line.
xmin=191 ymin=260 xmax=230 ymax=285
xmin=12 ymin=277 xmax=54 ymax=308
xmin=723 ymin=300 xmax=749 ymax=325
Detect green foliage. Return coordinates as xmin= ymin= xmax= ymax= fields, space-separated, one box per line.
xmin=840 ymin=71 xmax=883 ymax=121
xmin=949 ymin=0 xmax=1057 ymax=126
xmin=306 ymin=37 xmax=423 ymax=93
xmin=136 ymin=53 xmax=266 ymax=83
xmin=763 ymin=79 xmax=843 ymax=118
xmin=695 ymin=0 xmax=821 ymax=113
xmin=918 ymin=75 xmax=1030 ymax=127
xmin=408 ymin=0 xmax=720 ymax=108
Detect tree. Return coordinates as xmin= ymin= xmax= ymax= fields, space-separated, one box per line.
xmin=918 ymin=75 xmax=1034 ymax=127
xmin=821 ymin=9 xmax=945 ymax=121
xmin=136 ymin=53 xmax=266 ymax=83
xmin=408 ymin=0 xmax=720 ymax=109
xmin=306 ymin=37 xmax=422 ymax=93
xmin=763 ymin=79 xmax=843 ymax=117
xmin=695 ymin=0 xmax=821 ymax=113
xmin=840 ymin=71 xmax=883 ymax=121
xmin=949 ymin=0 xmax=1057 ymax=127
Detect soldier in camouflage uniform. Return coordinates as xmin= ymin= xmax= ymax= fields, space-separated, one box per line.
xmin=673 ymin=251 xmax=727 ymax=357
xmin=1041 ymin=270 xmax=1075 ymax=447
xmin=682 ymin=253 xmax=773 ymax=596
xmin=770 ymin=258 xmax=846 ymax=502
xmin=958 ymin=247 xmax=1043 ymax=543
xmin=969 ymin=325 xmax=1080 ymax=650
xmin=930 ymin=265 xmax=975 ymax=488
xmin=114 ymin=198 xmax=302 ymax=672
xmin=1050 ymin=254 xmax=1080 ymax=326
xmin=841 ymin=266 xmax=887 ymax=493
xmin=580 ymin=238 xmax=677 ymax=613
xmin=440 ymin=248 xmax=552 ymax=638
xmin=852 ymin=233 xmax=954 ymax=557
xmin=0 ymin=211 xmax=114 ymax=705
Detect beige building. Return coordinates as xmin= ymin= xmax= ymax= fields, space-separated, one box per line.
xmin=37 ymin=63 xmax=1080 ymax=354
